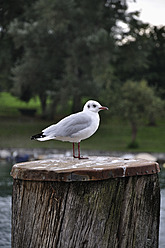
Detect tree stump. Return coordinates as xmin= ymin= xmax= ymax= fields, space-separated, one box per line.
xmin=11 ymin=156 xmax=160 ymax=248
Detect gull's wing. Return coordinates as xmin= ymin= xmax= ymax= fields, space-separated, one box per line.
xmin=43 ymin=112 xmax=92 ymax=138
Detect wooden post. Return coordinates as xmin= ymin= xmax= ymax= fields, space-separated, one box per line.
xmin=11 ymin=157 xmax=160 ymax=248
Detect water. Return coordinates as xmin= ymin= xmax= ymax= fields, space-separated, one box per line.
xmin=0 ymin=160 xmax=165 ymax=247
xmin=0 ymin=161 xmax=12 ymax=248
xmin=0 ymin=196 xmax=11 ymax=248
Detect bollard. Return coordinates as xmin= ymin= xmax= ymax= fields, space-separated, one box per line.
xmin=11 ymin=157 xmax=160 ymax=248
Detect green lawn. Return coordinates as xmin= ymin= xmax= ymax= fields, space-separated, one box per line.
xmin=0 ymin=116 xmax=164 ymax=153
xmin=0 ymin=92 xmax=165 ymax=152
xmin=0 ymin=92 xmax=41 ymax=117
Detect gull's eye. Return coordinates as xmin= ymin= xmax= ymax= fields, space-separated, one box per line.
xmin=87 ymin=104 xmax=90 ymax=108
xmin=93 ymin=104 xmax=96 ymax=108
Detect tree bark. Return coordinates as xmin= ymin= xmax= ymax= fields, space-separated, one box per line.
xmin=131 ymin=121 xmax=138 ymax=144
xmin=12 ymin=174 xmax=160 ymax=248
xmin=39 ymin=93 xmax=47 ymax=117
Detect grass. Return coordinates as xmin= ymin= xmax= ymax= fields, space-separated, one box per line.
xmin=0 ymin=92 xmax=165 ymax=153
xmin=0 ymin=92 xmax=41 ymax=116
xmin=0 ymin=116 xmax=165 ymax=153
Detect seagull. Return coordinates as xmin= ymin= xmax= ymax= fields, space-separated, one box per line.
xmin=31 ymin=100 xmax=108 ymax=159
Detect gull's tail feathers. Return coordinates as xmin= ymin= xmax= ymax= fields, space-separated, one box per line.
xmin=31 ymin=132 xmax=53 ymax=141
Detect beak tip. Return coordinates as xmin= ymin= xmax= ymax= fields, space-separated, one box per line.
xmin=99 ymin=106 xmax=109 ymax=110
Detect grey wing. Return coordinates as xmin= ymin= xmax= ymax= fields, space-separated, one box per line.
xmin=43 ymin=112 xmax=92 ymax=137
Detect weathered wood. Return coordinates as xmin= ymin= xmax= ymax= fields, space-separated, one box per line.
xmin=11 ymin=157 xmax=160 ymax=182
xmin=11 ymin=157 xmax=160 ymax=248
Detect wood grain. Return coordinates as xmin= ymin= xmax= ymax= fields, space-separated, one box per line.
xmin=12 ymin=174 xmax=160 ymax=248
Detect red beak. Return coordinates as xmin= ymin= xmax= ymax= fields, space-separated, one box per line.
xmin=99 ymin=106 xmax=109 ymax=110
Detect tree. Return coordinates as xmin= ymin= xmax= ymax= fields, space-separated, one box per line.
xmin=146 ymin=26 xmax=165 ymax=98
xmin=9 ymin=0 xmax=68 ymax=116
xmin=113 ymin=22 xmax=165 ymax=103
xmin=0 ymin=0 xmax=31 ymax=91
xmin=113 ymin=19 xmax=152 ymax=83
xmin=120 ymin=80 xmax=163 ymax=148
xmin=9 ymin=0 xmax=139 ymax=115
xmin=59 ymin=0 xmax=132 ymax=112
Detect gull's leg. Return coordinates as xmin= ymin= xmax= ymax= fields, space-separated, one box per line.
xmin=78 ymin=142 xmax=81 ymax=159
xmin=73 ymin=142 xmax=88 ymax=159
xmin=73 ymin=142 xmax=79 ymax=158
xmin=78 ymin=142 xmax=88 ymax=159
xmin=73 ymin=143 xmax=77 ymax=158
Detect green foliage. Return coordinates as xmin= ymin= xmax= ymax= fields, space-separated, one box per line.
xmin=0 ymin=0 xmax=165 ymax=149
xmin=146 ymin=26 xmax=165 ymax=98
xmin=8 ymin=0 xmax=69 ymax=116
xmin=8 ymin=0 xmax=137 ymax=114
xmin=114 ymin=24 xmax=165 ymax=100
xmin=118 ymin=80 xmax=164 ymax=146
xmin=0 ymin=0 xmax=35 ymax=91
xmin=121 ymin=80 xmax=163 ymax=121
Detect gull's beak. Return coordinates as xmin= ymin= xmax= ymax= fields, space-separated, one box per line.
xmin=99 ymin=106 xmax=109 ymax=110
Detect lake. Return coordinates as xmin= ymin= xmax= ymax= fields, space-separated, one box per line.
xmin=0 ymin=160 xmax=165 ymax=247
xmin=0 ymin=161 xmax=12 ymax=248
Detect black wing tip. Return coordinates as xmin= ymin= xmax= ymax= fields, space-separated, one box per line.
xmin=31 ymin=132 xmax=45 ymax=140
xmin=31 ymin=135 xmax=36 ymax=140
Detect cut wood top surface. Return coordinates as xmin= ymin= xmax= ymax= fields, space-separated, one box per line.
xmin=11 ymin=156 xmax=160 ymax=182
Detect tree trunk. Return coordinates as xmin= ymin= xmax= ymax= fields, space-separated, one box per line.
xmin=11 ymin=157 xmax=160 ymax=248
xmin=39 ymin=93 xmax=47 ymax=117
xmin=131 ymin=121 xmax=137 ymax=144
xmin=148 ymin=114 xmax=156 ymax=126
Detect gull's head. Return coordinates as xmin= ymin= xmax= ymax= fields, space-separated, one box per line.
xmin=83 ymin=100 xmax=108 ymax=113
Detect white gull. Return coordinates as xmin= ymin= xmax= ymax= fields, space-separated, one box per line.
xmin=31 ymin=100 xmax=108 ymax=159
